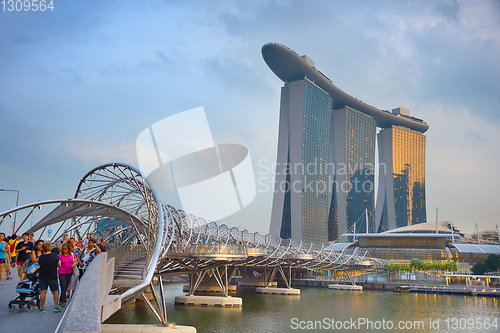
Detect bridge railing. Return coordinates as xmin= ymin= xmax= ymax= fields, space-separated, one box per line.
xmin=107 ymin=244 xmax=148 ymax=270
xmin=168 ymin=243 xmax=247 ymax=256
xmin=247 ymin=247 xmax=268 ymax=256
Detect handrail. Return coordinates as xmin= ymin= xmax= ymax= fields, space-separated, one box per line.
xmin=120 ymin=192 xmax=164 ymax=304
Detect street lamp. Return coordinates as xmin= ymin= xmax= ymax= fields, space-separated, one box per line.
xmin=0 ymin=189 xmax=20 ymax=234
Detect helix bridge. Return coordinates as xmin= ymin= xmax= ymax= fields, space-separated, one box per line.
xmin=0 ymin=163 xmax=386 ymax=326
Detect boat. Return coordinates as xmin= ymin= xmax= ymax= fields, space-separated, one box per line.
xmin=394 ymin=286 xmax=410 ymax=293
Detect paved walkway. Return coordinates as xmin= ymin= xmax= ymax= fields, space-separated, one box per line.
xmin=0 ymin=273 xmax=67 ymax=333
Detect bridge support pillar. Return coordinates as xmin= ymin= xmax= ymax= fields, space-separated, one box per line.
xmin=175 ymin=265 xmax=242 ymax=307
xmin=185 ymin=265 xmax=237 ymax=295
xmin=255 ymin=265 xmax=300 ymax=295
xmin=238 ymin=267 xmax=278 ymax=287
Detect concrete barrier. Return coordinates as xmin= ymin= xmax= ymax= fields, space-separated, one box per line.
xmin=58 ymin=252 xmax=117 ymax=333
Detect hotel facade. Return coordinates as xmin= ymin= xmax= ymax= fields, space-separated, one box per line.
xmin=263 ymin=43 xmax=428 ymax=244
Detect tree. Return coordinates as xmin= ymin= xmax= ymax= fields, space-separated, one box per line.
xmin=471 ymin=254 xmax=499 ymax=275
xmin=448 ymin=261 xmax=457 ymax=272
xmin=484 ymin=254 xmax=499 ymax=272
xmin=384 ymin=264 xmax=392 ymax=281
xmin=410 ymin=260 xmax=424 ymax=281
xmin=472 ymin=262 xmax=487 ymax=275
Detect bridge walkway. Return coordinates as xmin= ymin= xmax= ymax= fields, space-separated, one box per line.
xmin=113 ymin=256 xmax=146 ymax=288
xmin=0 ymin=276 xmax=67 ymax=333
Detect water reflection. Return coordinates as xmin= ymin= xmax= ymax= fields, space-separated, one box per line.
xmin=105 ymin=282 xmax=499 ymax=332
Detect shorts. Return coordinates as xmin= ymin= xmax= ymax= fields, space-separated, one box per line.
xmin=39 ymin=279 xmax=59 ymax=292
xmin=0 ymin=258 xmax=5 ymax=264
xmin=10 ymin=256 xmax=16 ymax=264
xmin=17 ymin=261 xmax=26 ymax=266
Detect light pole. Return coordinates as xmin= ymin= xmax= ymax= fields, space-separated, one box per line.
xmin=0 ymin=189 xmax=20 ymax=234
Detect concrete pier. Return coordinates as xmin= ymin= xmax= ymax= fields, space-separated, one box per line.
xmin=182 ymin=284 xmax=236 ymax=293
xmin=255 ymin=287 xmax=300 ymax=295
xmin=102 ymin=324 xmax=196 ymax=332
xmin=174 ymin=295 xmax=242 ymax=307
xmin=238 ymin=281 xmax=277 ymax=287
xmin=329 ymin=284 xmax=363 ymax=291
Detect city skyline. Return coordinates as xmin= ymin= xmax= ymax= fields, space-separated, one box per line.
xmin=1 ymin=1 xmax=499 ymax=236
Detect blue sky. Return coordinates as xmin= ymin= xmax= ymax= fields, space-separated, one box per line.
xmin=1 ymin=0 xmax=499 ymax=236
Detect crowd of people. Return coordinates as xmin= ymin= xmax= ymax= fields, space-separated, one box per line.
xmin=0 ymin=232 xmax=106 ymax=313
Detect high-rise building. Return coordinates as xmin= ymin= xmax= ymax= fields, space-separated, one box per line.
xmin=263 ymin=43 xmax=428 ymax=243
xmin=375 ymin=124 xmax=426 ymax=232
xmin=269 ymin=78 xmax=332 ymax=244
xmin=329 ymin=106 xmax=376 ymax=240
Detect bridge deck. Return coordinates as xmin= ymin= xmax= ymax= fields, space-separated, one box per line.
xmin=0 ymin=277 xmax=66 ymax=333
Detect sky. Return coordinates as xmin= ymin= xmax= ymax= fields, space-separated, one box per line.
xmin=0 ymin=0 xmax=499 ymax=237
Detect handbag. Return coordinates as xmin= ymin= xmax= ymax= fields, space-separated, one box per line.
xmin=5 ymin=255 xmax=11 ymax=272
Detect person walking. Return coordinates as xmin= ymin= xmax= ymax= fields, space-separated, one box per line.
xmin=3 ymin=236 xmax=12 ymax=281
xmin=59 ymin=235 xmax=69 ymax=250
xmin=82 ymin=233 xmax=92 ymax=247
xmin=0 ymin=232 xmax=10 ymax=287
xmin=8 ymin=234 xmax=18 ymax=269
xmin=38 ymin=242 xmax=61 ymax=313
xmin=15 ymin=233 xmax=33 ymax=280
xmin=58 ymin=244 xmax=76 ymax=307
xmin=78 ymin=238 xmax=101 ymax=279
xmin=30 ymin=240 xmax=44 ymax=264
xmin=66 ymin=238 xmax=79 ymax=300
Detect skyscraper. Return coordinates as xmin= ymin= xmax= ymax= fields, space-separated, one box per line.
xmin=270 ymin=78 xmax=332 ymax=244
xmin=329 ymin=106 xmax=376 ymax=240
xmin=263 ymin=43 xmax=428 ymax=243
xmin=375 ymin=123 xmax=427 ymax=232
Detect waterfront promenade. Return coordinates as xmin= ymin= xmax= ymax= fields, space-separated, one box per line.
xmin=0 ymin=276 xmax=66 ymax=333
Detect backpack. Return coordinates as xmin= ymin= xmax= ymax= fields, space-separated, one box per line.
xmin=9 ymin=240 xmax=17 ymax=255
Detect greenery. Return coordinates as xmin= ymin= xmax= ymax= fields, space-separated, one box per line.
xmin=384 ymin=260 xmax=457 ymax=281
xmin=471 ymin=254 xmax=500 ymax=275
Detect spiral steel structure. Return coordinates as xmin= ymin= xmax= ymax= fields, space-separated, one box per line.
xmin=0 ymin=163 xmax=385 ymax=304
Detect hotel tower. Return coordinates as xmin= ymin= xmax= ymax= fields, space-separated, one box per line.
xmin=263 ymin=43 xmax=428 ymax=243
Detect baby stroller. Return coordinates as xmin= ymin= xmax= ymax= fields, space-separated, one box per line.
xmin=8 ymin=262 xmax=40 ymax=312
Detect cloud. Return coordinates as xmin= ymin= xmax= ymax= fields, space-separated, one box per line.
xmin=419 ymin=102 xmax=500 ymax=231
xmin=60 ymin=140 xmax=137 ymax=165
xmin=1 ymin=0 xmax=499 ymax=235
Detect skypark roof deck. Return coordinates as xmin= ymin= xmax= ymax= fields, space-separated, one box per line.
xmin=262 ymin=43 xmax=429 ymax=133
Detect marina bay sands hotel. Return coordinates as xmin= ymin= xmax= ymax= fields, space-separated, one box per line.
xmin=264 ymin=43 xmax=428 ymax=244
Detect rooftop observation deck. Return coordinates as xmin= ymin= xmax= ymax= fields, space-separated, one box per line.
xmin=262 ymin=43 xmax=429 ymax=133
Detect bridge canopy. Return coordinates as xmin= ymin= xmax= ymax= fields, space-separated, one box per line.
xmin=25 ymin=199 xmax=145 ymax=235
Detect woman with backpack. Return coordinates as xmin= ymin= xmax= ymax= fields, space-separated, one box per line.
xmin=8 ymin=234 xmax=18 ymax=269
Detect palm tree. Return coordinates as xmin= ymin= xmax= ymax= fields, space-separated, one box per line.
xmin=384 ymin=263 xmax=392 ymax=281
xmin=423 ymin=262 xmax=431 ymax=281
xmin=431 ymin=262 xmax=440 ymax=282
